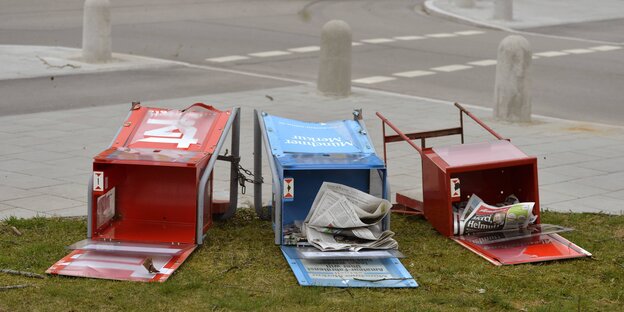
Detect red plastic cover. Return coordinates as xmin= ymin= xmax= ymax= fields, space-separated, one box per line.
xmin=46 ymin=240 xmax=196 ymax=282
xmin=96 ymin=104 xmax=231 ymax=166
xmin=453 ymin=233 xmax=591 ymax=265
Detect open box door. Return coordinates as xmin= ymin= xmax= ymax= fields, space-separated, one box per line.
xmin=47 ymin=103 xmax=240 ymax=282
xmin=281 ymin=246 xmax=417 ymax=287
xmin=46 ymin=240 xmax=196 ymax=282
xmin=452 ymin=225 xmax=592 ymax=265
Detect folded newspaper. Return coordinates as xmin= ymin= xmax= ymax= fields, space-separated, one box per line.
xmin=453 ymin=194 xmax=537 ymax=235
xmin=302 ymin=182 xmax=397 ymax=251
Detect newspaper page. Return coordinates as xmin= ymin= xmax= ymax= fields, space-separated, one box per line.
xmin=302 ymin=182 xmax=397 ymax=251
xmin=455 ymin=194 xmax=536 ymax=235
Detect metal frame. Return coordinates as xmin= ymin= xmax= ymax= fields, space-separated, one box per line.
xmin=378 ymin=102 xmax=505 ymax=162
xmin=196 ymin=107 xmax=240 ymax=244
xmin=254 ymin=109 xmax=283 ymax=243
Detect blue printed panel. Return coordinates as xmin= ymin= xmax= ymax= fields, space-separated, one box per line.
xmin=281 ymin=246 xmax=418 ymax=288
xmin=263 ymin=115 xmax=374 ymax=155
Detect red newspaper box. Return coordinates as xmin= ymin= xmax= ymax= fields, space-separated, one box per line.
xmin=377 ymin=103 xmax=591 ymax=265
xmin=47 ymin=102 xmax=241 ymax=281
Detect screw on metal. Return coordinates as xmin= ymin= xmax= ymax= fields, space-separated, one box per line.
xmin=353 ymin=108 xmax=363 ymax=120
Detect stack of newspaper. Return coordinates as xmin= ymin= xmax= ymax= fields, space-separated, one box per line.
xmin=454 ymin=194 xmax=537 ymax=235
xmin=302 ymin=182 xmax=397 ymax=251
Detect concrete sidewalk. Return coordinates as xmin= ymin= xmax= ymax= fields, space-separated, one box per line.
xmin=425 ymin=0 xmax=624 ymax=32
xmin=0 ymin=45 xmax=180 ymax=81
xmin=1 ymin=83 xmax=624 ymax=219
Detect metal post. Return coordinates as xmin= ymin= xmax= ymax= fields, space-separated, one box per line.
xmin=82 ymin=0 xmax=112 ymax=63
xmin=254 ymin=109 xmax=263 ymax=218
xmin=493 ymin=0 xmax=513 ymax=21
xmin=317 ymin=20 xmax=352 ymax=97
xmin=226 ymin=108 xmax=241 ymax=219
xmin=494 ymin=35 xmax=532 ymax=122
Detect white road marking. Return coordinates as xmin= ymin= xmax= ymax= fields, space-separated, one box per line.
xmin=431 ymin=64 xmax=472 ymax=72
xmin=288 ymin=46 xmax=321 ymax=53
xmin=426 ymin=33 xmax=457 ymax=38
xmin=393 ymin=35 xmax=425 ymax=41
xmin=393 ymin=70 xmax=436 ymax=78
xmin=455 ymin=30 xmax=485 ymax=36
xmin=590 ymin=45 xmax=622 ymax=51
xmin=205 ymin=55 xmax=249 ymax=63
xmin=249 ymin=50 xmax=291 ymax=57
xmin=562 ymin=49 xmax=595 ymax=54
xmin=352 ymin=76 xmax=396 ymax=84
xmin=352 ymin=42 xmax=363 ymax=46
xmin=532 ymin=55 xmax=540 ymax=59
xmin=468 ymin=59 xmax=497 ymax=66
xmin=534 ymin=51 xmax=569 ymax=57
xmin=361 ymin=38 xmax=395 ymax=44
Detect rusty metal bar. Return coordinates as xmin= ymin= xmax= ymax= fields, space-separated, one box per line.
xmin=381 ymin=119 xmax=388 ymax=164
xmin=454 ymin=102 xmax=505 ymax=140
xmin=459 ymin=107 xmax=465 ymax=144
xmin=376 ymin=112 xmax=423 ymax=155
xmin=383 ymin=127 xmax=463 ymax=143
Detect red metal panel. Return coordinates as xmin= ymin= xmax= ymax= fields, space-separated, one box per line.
xmin=422 ymin=149 xmax=453 ymax=236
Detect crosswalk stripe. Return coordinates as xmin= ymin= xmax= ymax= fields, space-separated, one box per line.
xmin=205 ymin=55 xmax=249 ymax=63
xmin=431 ymin=64 xmax=472 ymax=72
xmin=361 ymin=38 xmax=395 ymax=44
xmin=468 ymin=59 xmax=497 ymax=66
xmin=249 ymin=50 xmax=291 ymax=57
xmin=393 ymin=36 xmax=426 ymax=41
xmin=455 ymin=30 xmax=485 ymax=36
xmin=426 ymin=33 xmax=457 ymax=38
xmin=288 ymin=46 xmax=321 ymax=53
xmin=534 ymin=51 xmax=569 ymax=57
xmin=393 ymin=70 xmax=436 ymax=78
xmin=352 ymin=76 xmax=396 ymax=84
xmin=590 ymin=45 xmax=622 ymax=51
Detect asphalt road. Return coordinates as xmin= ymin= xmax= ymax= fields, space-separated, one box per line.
xmin=0 ymin=0 xmax=623 ymax=125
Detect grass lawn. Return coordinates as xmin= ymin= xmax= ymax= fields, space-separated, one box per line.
xmin=0 ymin=210 xmax=622 ymax=311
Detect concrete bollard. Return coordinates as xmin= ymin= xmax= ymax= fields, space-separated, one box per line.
xmin=454 ymin=0 xmax=475 ymax=9
xmin=493 ymin=0 xmax=513 ymax=21
xmin=494 ymin=35 xmax=532 ymax=122
xmin=82 ymin=0 xmax=112 ymax=63
xmin=317 ymin=20 xmax=351 ymax=97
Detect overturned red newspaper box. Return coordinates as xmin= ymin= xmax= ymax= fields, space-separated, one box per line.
xmin=377 ymin=103 xmax=591 ymax=265
xmin=47 ymin=102 xmax=240 ymax=282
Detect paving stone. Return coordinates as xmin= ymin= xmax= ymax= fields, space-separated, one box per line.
xmin=0 ymin=185 xmax=37 ymax=201
xmin=3 ymin=194 xmax=84 ymax=212
xmin=0 ymin=207 xmax=49 ymax=219
xmin=9 ymin=150 xmax=73 ymax=162
xmin=539 ymin=189 xmax=577 ymax=205
xmin=540 ymin=165 xmax=608 ymax=179
xmin=0 ymin=171 xmax=66 ymax=189
xmin=48 ymin=205 xmax=86 ymax=217
xmin=32 ymin=183 xmax=87 ymax=201
xmin=574 ymin=172 xmax=624 ymax=191
xmin=0 ymin=159 xmax=49 ymax=172
xmin=576 ymin=156 xmax=624 ymax=173
xmin=541 ymin=181 xmax=609 ymax=198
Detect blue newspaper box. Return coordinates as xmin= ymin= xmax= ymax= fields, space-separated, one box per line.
xmin=253 ymin=110 xmax=417 ymax=288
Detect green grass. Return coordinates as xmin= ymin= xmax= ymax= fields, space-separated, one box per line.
xmin=0 ymin=210 xmax=622 ymax=311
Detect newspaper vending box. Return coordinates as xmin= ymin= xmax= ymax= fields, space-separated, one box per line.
xmin=47 ymin=102 xmax=241 ymax=282
xmin=254 ymin=109 xmax=417 ymax=288
xmin=377 ymin=103 xmax=591 ymax=265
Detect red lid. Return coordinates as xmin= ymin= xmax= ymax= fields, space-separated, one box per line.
xmin=95 ymin=104 xmax=231 ymax=166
